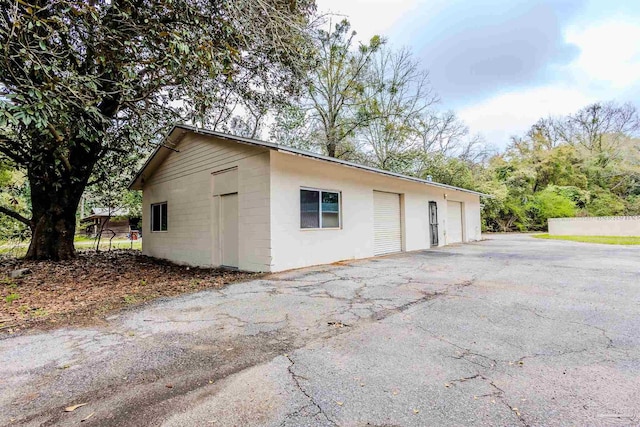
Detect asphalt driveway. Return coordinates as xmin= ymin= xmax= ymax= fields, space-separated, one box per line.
xmin=1 ymin=234 xmax=639 ymax=426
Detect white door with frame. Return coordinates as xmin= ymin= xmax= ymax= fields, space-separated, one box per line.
xmin=446 ymin=200 xmax=463 ymax=244
xmin=220 ymin=193 xmax=239 ymax=268
xmin=373 ymin=191 xmax=402 ymax=255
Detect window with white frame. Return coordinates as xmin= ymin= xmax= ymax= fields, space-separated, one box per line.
xmin=151 ymin=202 xmax=168 ymax=232
xmin=300 ymin=189 xmax=341 ymax=229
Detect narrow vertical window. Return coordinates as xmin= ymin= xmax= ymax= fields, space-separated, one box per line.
xmin=160 ymin=203 xmax=168 ymax=231
xmin=300 ymin=190 xmax=320 ymax=229
xmin=321 ymin=191 xmax=340 ymax=228
xmin=151 ymin=202 xmax=168 ymax=232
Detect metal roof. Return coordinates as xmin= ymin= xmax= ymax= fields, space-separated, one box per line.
xmin=129 ymin=124 xmax=491 ymax=197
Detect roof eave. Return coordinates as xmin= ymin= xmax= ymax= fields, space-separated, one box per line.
xmin=128 ymin=125 xmax=187 ymax=190
xmin=128 ymin=124 xmax=492 ymax=198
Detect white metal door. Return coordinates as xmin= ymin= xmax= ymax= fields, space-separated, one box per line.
xmin=446 ymin=200 xmax=463 ymax=244
xmin=221 ymin=193 xmax=239 ymax=267
xmin=373 ymin=191 xmax=402 ymax=255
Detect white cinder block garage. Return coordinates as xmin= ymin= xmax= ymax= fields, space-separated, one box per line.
xmin=130 ymin=125 xmax=487 ymax=272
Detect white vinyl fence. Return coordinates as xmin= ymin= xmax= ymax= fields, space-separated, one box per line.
xmin=548 ymin=216 xmax=640 ymax=236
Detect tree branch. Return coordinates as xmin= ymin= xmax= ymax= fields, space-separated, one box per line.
xmin=0 ymin=143 xmax=28 ymax=164
xmin=0 ymin=205 xmax=32 ymax=227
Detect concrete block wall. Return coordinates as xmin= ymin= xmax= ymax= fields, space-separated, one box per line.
xmin=548 ymin=216 xmax=640 ymax=236
xmin=142 ymin=133 xmax=271 ymax=270
xmin=269 ymin=151 xmax=482 ymax=272
xmin=237 ymin=152 xmax=271 ymax=271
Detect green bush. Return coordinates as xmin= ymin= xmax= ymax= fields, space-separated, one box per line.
xmin=527 ymin=189 xmax=576 ymax=230
xmin=587 ymin=190 xmax=626 ymax=217
xmin=547 ymin=185 xmax=590 ymax=209
xmin=626 ymin=196 xmax=640 ymax=215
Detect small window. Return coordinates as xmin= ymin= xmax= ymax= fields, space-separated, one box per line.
xmin=300 ymin=189 xmax=341 ymax=229
xmin=151 ymin=202 xmax=168 ymax=232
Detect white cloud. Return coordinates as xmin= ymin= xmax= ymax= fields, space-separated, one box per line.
xmin=315 ymin=0 xmax=420 ymax=42
xmin=314 ymin=2 xmax=640 ymax=150
xmin=458 ymin=86 xmax=592 ymax=146
xmin=459 ymin=18 xmax=640 ymax=148
xmin=564 ymin=19 xmax=640 ymax=89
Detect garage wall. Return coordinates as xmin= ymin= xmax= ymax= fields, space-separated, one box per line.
xmin=269 ymin=151 xmax=481 ymax=272
xmin=549 ymin=216 xmax=640 ymax=236
xmin=442 ymin=195 xmax=482 ymax=246
xmin=142 ymin=134 xmax=271 ymax=271
xmin=141 ymin=133 xmax=482 ymax=272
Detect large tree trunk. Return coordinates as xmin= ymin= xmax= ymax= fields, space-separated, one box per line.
xmin=326 ymin=127 xmax=338 ymax=158
xmin=327 ymin=142 xmax=336 ymax=158
xmin=25 ymin=143 xmax=96 ymax=260
xmin=26 ymin=204 xmax=78 ymax=260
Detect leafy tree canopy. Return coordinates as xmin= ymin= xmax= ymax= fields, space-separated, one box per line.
xmin=0 ymin=0 xmax=316 ymax=259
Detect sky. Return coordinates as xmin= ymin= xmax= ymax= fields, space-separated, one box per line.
xmin=314 ymin=0 xmax=640 ymax=149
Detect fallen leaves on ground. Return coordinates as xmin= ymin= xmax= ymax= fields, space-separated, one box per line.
xmin=64 ymin=403 xmax=88 ymax=412
xmin=0 ymin=250 xmax=257 ymax=333
xmin=81 ymin=412 xmax=95 ymax=422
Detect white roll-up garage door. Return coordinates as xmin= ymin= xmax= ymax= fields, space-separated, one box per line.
xmin=446 ymin=200 xmax=463 ymax=244
xmin=373 ymin=191 xmax=402 ymax=255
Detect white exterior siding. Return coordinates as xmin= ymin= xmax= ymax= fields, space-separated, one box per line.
xmin=442 ymin=196 xmax=481 ymax=247
xmin=269 ymin=151 xmax=482 ymax=272
xmin=142 ymin=133 xmax=271 ymax=271
xmin=139 ymin=129 xmax=483 ymax=273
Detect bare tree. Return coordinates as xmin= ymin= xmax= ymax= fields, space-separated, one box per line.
xmin=527 ymin=117 xmax=563 ymax=150
xmin=415 ymin=110 xmax=470 ymax=156
xmin=359 ymin=46 xmax=438 ymax=169
xmin=227 ymin=100 xmax=268 ymax=139
xmin=306 ymin=19 xmax=384 ymax=158
xmin=269 ymin=103 xmax=318 ymax=150
xmin=458 ymin=134 xmax=492 ymax=164
xmin=555 ymin=102 xmax=640 ymax=153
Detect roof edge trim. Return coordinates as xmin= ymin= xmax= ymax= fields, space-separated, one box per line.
xmin=129 ymin=124 xmax=492 ymax=198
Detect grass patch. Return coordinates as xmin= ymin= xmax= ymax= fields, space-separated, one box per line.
xmin=5 ymin=292 xmax=20 ymax=304
xmin=533 ymin=234 xmax=640 ymax=245
xmin=122 ymin=294 xmax=137 ymax=304
xmin=0 ymin=239 xmax=141 ymax=258
xmin=0 ymin=243 xmax=27 ymax=257
xmin=74 ymin=239 xmax=142 ymax=251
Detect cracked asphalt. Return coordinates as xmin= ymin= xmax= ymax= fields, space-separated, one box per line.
xmin=1 ymin=233 xmax=639 ymax=426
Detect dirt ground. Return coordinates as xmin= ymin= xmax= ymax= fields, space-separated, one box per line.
xmin=0 ymin=251 xmax=256 ymax=333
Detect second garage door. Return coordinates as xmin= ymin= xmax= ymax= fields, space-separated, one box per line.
xmin=446 ymin=200 xmax=463 ymax=244
xmin=373 ymin=191 xmax=402 ymax=255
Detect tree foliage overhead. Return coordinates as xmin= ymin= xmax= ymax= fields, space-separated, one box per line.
xmin=0 ymin=0 xmax=316 ymax=259
xmin=305 ymin=19 xmax=383 ymax=158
